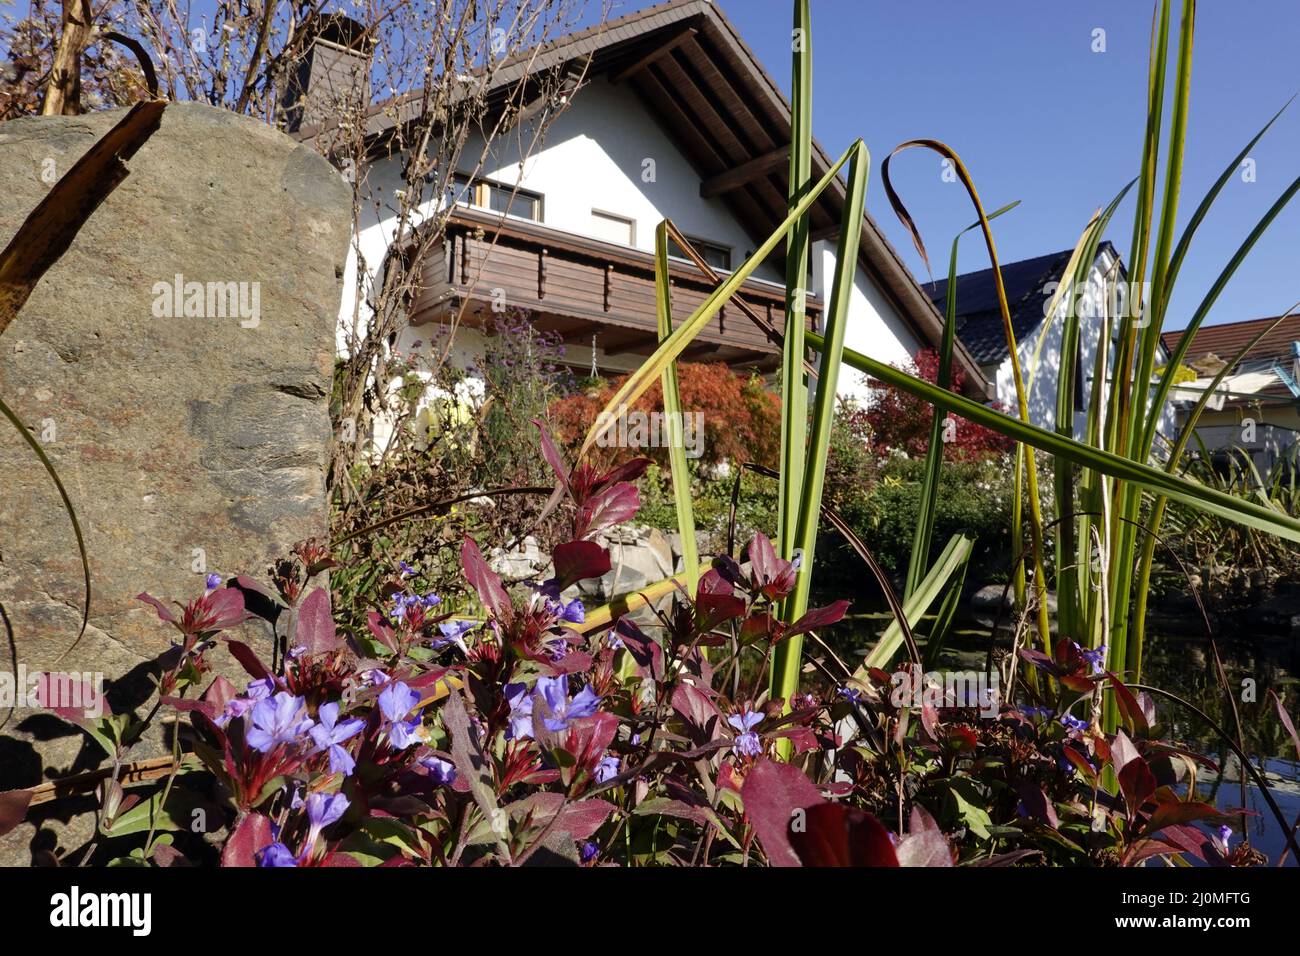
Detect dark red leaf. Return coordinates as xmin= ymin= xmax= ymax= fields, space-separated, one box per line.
xmin=790 ymin=803 xmax=900 ymax=867
xmin=33 ymin=672 xmax=107 ymax=726
xmin=551 ymin=540 xmax=612 ymax=590
xmin=223 ymin=640 xmax=271 ymax=682
xmin=532 ymin=419 xmax=570 ymax=494
xmin=786 ymin=600 xmax=851 ymax=640
xmin=206 ymin=587 xmax=250 ymax=631
xmin=1015 ymin=780 xmax=1059 ymax=828
xmin=510 ymin=792 xmax=615 ymax=841
xmin=1118 ymin=755 xmax=1157 ymax=818
xmin=1107 ymin=672 xmax=1150 ymax=735
xmin=694 ymin=569 xmax=746 ymax=632
xmin=741 ymin=758 xmax=825 ymax=867
xmin=576 ymin=482 xmax=640 ymax=538
xmin=221 ymin=813 xmax=275 ymax=867
xmin=136 ymin=592 xmax=176 ymax=624
xmin=615 ymin=619 xmax=663 ymax=681
xmin=365 ymin=611 xmax=398 ymax=653
xmin=594 ymin=456 xmax=651 ymax=492
xmin=296 ymin=587 xmax=341 ymax=656
xmin=461 ymin=537 xmax=511 ymax=619
xmin=1142 ymin=797 xmax=1232 ymax=836
xmin=895 ymin=805 xmax=953 ymax=867
xmin=671 ymin=682 xmax=720 ymax=743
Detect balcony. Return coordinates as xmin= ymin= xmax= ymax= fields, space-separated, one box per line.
xmin=409 ymin=207 xmax=821 ymax=371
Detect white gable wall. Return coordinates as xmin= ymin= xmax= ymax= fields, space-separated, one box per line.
xmin=989 ymin=245 xmax=1176 ymax=446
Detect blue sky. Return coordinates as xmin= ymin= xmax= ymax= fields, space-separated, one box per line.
xmin=611 ymin=0 xmax=1300 ymax=331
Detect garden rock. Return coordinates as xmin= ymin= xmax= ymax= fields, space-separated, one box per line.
xmin=0 ymin=103 xmax=350 ymax=863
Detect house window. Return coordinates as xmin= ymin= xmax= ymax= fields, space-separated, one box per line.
xmin=667 ymin=235 xmax=732 ymax=272
xmin=449 ymin=172 xmax=542 ymax=221
xmin=590 ymin=209 xmax=635 ymax=246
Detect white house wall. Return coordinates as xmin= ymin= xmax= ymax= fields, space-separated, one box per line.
xmin=820 ymin=242 xmax=923 ymax=402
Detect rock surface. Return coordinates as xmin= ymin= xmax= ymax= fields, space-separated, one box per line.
xmin=0 ymin=104 xmax=350 ymax=863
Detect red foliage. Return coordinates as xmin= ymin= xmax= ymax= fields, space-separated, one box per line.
xmin=548 ymin=363 xmax=781 ymax=470
xmin=863 ymin=349 xmax=1010 ymax=460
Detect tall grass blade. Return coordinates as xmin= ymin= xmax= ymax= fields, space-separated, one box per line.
xmin=860 ymin=534 xmax=974 ymax=673
xmin=654 ymin=221 xmax=699 ymax=593
xmin=770 ymin=141 xmax=870 ymax=715
xmin=906 ymin=202 xmax=1018 ymax=600
xmin=778 ymin=0 xmax=814 ymax=569
xmin=881 ymin=140 xmax=1052 ymax=651
xmin=809 ymin=333 xmax=1300 ymax=543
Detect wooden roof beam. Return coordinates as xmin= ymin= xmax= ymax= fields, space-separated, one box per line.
xmin=609 ymin=27 xmax=699 ymax=84
xmin=700 ymin=144 xmax=790 ymax=198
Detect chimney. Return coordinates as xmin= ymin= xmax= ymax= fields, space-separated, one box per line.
xmin=282 ymin=14 xmax=374 ymax=134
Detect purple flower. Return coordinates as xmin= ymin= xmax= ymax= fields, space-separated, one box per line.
xmin=594 ymin=754 xmax=620 ymax=784
xmin=547 ymin=597 xmax=585 ymax=624
xmin=580 ymin=840 xmax=599 ymax=863
xmin=215 ymin=676 xmax=276 ymax=727
xmin=306 ymin=791 xmax=350 ymax=830
xmin=378 ymin=680 xmax=423 ymax=749
xmin=256 ymin=842 xmax=299 ymax=867
xmin=837 ymin=686 xmax=864 ymax=705
xmin=246 ymin=692 xmax=314 ymax=752
xmin=728 ymin=710 xmax=763 ymax=758
xmin=1214 ymin=824 xmax=1233 ymax=855
xmin=433 ymin=619 xmax=476 ymax=651
xmin=303 ymin=791 xmax=350 ymax=856
xmin=308 ymin=701 xmax=366 ymax=776
xmin=399 ymin=561 xmax=416 ymax=578
xmin=422 ymin=756 xmax=457 ymax=785
xmin=1059 ymin=713 xmax=1088 ymax=734
xmin=504 ymin=682 xmax=534 ymax=740
xmin=1081 ymin=644 xmax=1107 ymax=675
xmin=536 ymin=675 xmax=601 ymax=732
xmin=205 ymin=573 xmax=222 ymax=591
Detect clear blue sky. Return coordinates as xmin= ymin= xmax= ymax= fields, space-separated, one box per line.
xmin=610 ymin=0 xmax=1300 ymax=331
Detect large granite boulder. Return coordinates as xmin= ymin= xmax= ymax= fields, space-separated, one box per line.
xmin=0 ymin=103 xmax=350 ymax=862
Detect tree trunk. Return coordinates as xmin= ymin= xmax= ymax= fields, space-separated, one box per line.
xmin=42 ymin=0 xmax=95 ymax=116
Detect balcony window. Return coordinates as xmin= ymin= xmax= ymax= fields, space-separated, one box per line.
xmin=667 ymin=234 xmax=731 ymax=272
xmin=449 ymin=172 xmax=542 ymax=221
xmin=589 ymin=209 xmax=636 ymax=246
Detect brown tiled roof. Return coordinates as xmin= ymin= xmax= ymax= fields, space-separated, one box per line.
xmin=1161 ymin=314 xmax=1300 ymax=370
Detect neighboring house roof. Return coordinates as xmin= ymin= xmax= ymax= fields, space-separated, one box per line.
xmin=1161 ymin=313 xmax=1300 ymax=371
xmin=923 ymin=242 xmax=1120 ymax=366
xmin=1162 ymin=314 xmax=1300 ymax=404
xmin=308 ymin=0 xmax=991 ymax=397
